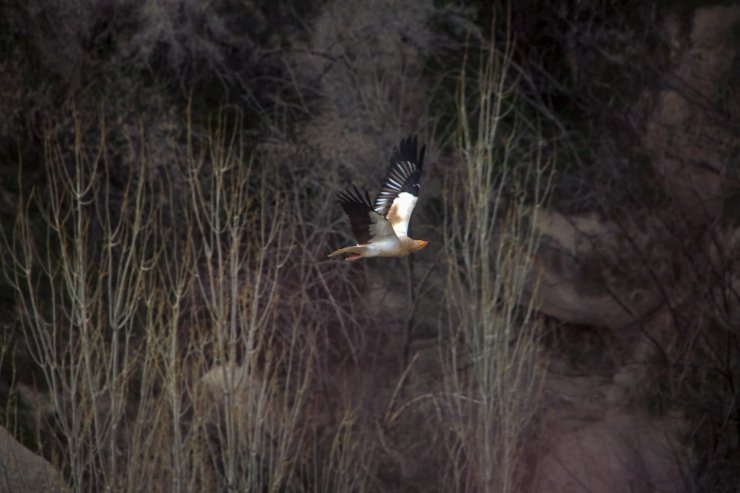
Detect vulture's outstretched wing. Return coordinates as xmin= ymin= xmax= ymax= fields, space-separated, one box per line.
xmin=373 ymin=136 xmax=426 ymax=237
xmin=337 ymin=185 xmax=397 ymax=245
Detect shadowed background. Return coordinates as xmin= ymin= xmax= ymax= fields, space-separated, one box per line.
xmin=0 ymin=1 xmax=738 ymax=492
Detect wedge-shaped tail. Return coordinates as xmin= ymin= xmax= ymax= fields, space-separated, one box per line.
xmin=327 ymin=245 xmax=368 ymax=261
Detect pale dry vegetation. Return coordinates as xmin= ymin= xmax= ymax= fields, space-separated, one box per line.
xmin=438 ymin=35 xmax=550 ymax=491
xmin=1 ymin=58 xmax=547 ymax=493
xmin=1 ymin=10 xmax=550 ymax=490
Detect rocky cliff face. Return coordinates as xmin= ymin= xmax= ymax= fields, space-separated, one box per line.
xmin=0 ymin=426 xmax=68 ymax=492
xmin=530 ymin=6 xmax=740 ymax=491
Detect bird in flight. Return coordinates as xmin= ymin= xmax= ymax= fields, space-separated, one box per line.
xmin=328 ymin=136 xmax=428 ymax=261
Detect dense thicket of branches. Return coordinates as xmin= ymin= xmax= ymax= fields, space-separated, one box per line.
xmin=0 ymin=1 xmax=738 ymax=492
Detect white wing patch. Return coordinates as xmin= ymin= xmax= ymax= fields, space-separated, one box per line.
xmin=385 ymin=191 xmax=417 ymax=237
xmin=375 ymin=160 xmax=418 ymax=214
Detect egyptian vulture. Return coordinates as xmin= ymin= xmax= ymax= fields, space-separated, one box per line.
xmin=328 ymin=136 xmax=428 ymax=261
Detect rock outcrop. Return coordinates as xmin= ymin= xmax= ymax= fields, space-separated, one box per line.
xmin=0 ymin=426 xmax=68 ymax=493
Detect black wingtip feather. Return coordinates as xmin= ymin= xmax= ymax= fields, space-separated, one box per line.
xmin=337 ymin=185 xmax=373 ymax=209
xmin=390 ymin=135 xmax=426 ymax=173
xmin=372 ymin=135 xmax=427 ymax=216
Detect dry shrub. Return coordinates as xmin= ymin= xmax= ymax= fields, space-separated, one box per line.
xmin=436 ymin=27 xmax=552 ymax=492
xmin=2 ymin=106 xmax=387 ymax=491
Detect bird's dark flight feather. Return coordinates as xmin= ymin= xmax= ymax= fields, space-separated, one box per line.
xmin=374 ymin=135 xmax=426 ymax=217
xmin=336 ymin=185 xmax=375 ymax=245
